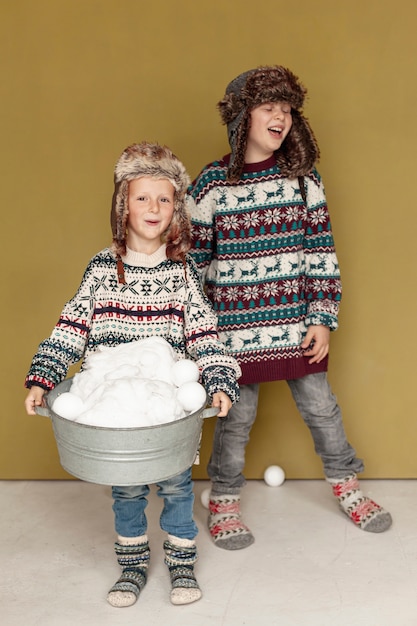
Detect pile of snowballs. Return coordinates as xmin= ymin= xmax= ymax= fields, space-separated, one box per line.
xmin=52 ymin=337 xmax=207 ymax=428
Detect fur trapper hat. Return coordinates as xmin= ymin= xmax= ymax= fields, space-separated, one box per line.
xmin=111 ymin=141 xmax=191 ymax=261
xmin=218 ymin=65 xmax=320 ymax=182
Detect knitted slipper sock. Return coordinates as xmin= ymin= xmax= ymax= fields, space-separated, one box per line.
xmin=327 ymin=474 xmax=392 ymax=533
xmin=163 ymin=535 xmax=202 ymax=605
xmin=208 ymin=494 xmax=255 ymax=550
xmin=107 ymin=535 xmax=150 ymax=607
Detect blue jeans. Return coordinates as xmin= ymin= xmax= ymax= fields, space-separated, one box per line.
xmin=208 ymin=372 xmax=364 ymax=495
xmin=112 ymin=467 xmax=198 ymax=539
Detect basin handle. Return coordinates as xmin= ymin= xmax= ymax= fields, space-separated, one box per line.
xmin=35 ymin=405 xmax=51 ymax=418
xmin=201 ymin=407 xmax=219 ymax=420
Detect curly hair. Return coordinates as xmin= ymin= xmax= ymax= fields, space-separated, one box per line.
xmin=217 ymin=66 xmax=320 ymax=182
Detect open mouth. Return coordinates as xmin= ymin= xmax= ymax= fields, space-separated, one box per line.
xmin=268 ymin=126 xmax=283 ymax=136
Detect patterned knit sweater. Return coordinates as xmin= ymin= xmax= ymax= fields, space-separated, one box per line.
xmin=25 ymin=245 xmax=241 ymax=402
xmin=188 ymin=154 xmax=342 ymax=385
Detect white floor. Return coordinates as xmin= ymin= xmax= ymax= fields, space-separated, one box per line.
xmin=2 ymin=479 xmax=417 ymax=626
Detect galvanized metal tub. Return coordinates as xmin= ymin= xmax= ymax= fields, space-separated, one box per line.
xmin=36 ymin=377 xmax=217 ymax=486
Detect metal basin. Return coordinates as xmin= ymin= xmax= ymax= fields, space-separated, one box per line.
xmin=36 ymin=377 xmax=217 ymax=486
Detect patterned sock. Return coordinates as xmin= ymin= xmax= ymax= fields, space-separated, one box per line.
xmin=107 ymin=535 xmax=150 ymax=607
xmin=208 ymin=494 xmax=255 ymax=550
xmin=163 ymin=535 xmax=202 ymax=605
xmin=327 ymin=474 xmax=392 ymax=533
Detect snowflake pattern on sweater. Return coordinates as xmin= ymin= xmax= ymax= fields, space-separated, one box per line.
xmin=25 ymin=245 xmax=241 ymax=402
xmin=188 ymin=155 xmax=342 ymax=384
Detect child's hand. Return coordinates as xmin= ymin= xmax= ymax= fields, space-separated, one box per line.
xmin=301 ymin=325 xmax=330 ymax=364
xmin=24 ymin=386 xmax=46 ymax=416
xmin=211 ymin=391 xmax=232 ymax=417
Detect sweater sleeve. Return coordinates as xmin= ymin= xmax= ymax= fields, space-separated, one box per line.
xmin=24 ymin=259 xmax=97 ymax=390
xmin=183 ymin=256 xmax=241 ymax=403
xmin=303 ymin=171 xmax=342 ymax=330
xmin=187 ymin=177 xmax=216 ymax=280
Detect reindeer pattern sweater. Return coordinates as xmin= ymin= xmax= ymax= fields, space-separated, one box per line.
xmin=25 ymin=245 xmax=241 ymax=402
xmin=188 ymin=154 xmax=342 ymax=385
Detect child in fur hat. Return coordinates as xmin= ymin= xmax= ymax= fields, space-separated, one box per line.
xmin=24 ymin=141 xmax=241 ymax=606
xmin=188 ymin=65 xmax=392 ymax=550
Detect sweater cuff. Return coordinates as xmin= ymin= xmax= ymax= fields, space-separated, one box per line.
xmin=201 ymin=365 xmax=240 ymax=404
xmin=305 ymin=312 xmax=338 ymax=331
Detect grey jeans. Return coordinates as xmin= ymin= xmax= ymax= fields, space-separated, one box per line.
xmin=208 ymin=372 xmax=364 ymax=495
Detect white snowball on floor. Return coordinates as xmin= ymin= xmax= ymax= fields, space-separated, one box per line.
xmin=52 ymin=392 xmax=86 ymax=419
xmin=264 ymin=465 xmax=286 ymax=487
xmin=200 ymin=487 xmax=211 ymax=509
xmin=176 ymin=381 xmax=207 ymax=413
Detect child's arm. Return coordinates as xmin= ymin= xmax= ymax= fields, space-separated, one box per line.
xmin=303 ymin=173 xmax=341 ymax=331
xmin=187 ymin=189 xmax=216 ymax=278
xmin=211 ymin=391 xmax=232 ymax=417
xmin=183 ymin=257 xmax=241 ymax=405
xmin=25 ymin=255 xmax=99 ymax=391
xmin=301 ymin=325 xmax=330 ymax=364
xmin=24 ymin=386 xmax=46 ymax=416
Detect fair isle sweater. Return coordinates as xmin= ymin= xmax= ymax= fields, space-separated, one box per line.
xmin=188 ymin=154 xmax=342 ymax=385
xmin=25 ymin=245 xmax=241 ymax=402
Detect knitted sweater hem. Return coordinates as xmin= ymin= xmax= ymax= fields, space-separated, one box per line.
xmin=239 ymin=355 xmax=328 ymax=385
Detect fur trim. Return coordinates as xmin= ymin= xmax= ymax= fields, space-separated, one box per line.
xmin=217 ymin=66 xmax=319 ymax=182
xmin=110 ymin=142 xmax=191 ymax=261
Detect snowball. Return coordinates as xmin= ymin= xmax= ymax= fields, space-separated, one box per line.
xmin=176 ymin=381 xmax=207 ymax=413
xmin=200 ymin=487 xmax=211 ymax=509
xmin=171 ymin=359 xmax=200 ymax=387
xmin=52 ymin=392 xmax=85 ymax=419
xmin=264 ymin=465 xmax=286 ymax=487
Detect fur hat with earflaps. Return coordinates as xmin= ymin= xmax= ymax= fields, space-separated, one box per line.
xmin=111 ymin=141 xmax=191 ymax=262
xmin=218 ymin=65 xmax=320 ymax=182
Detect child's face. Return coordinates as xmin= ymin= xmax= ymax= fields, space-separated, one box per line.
xmin=126 ymin=176 xmax=175 ymax=254
xmin=245 ymin=101 xmax=292 ymax=163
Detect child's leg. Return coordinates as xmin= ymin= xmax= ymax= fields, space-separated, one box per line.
xmin=163 ymin=535 xmax=201 ymax=605
xmin=156 ymin=469 xmax=201 ymax=604
xmin=107 ymin=535 xmax=150 ymax=607
xmin=287 ymin=373 xmax=392 ymax=532
xmin=107 ymin=484 xmax=150 ymax=607
xmin=207 ymin=384 xmax=259 ymax=549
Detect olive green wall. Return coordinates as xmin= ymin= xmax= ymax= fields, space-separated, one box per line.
xmin=1 ymin=0 xmax=416 ymax=479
